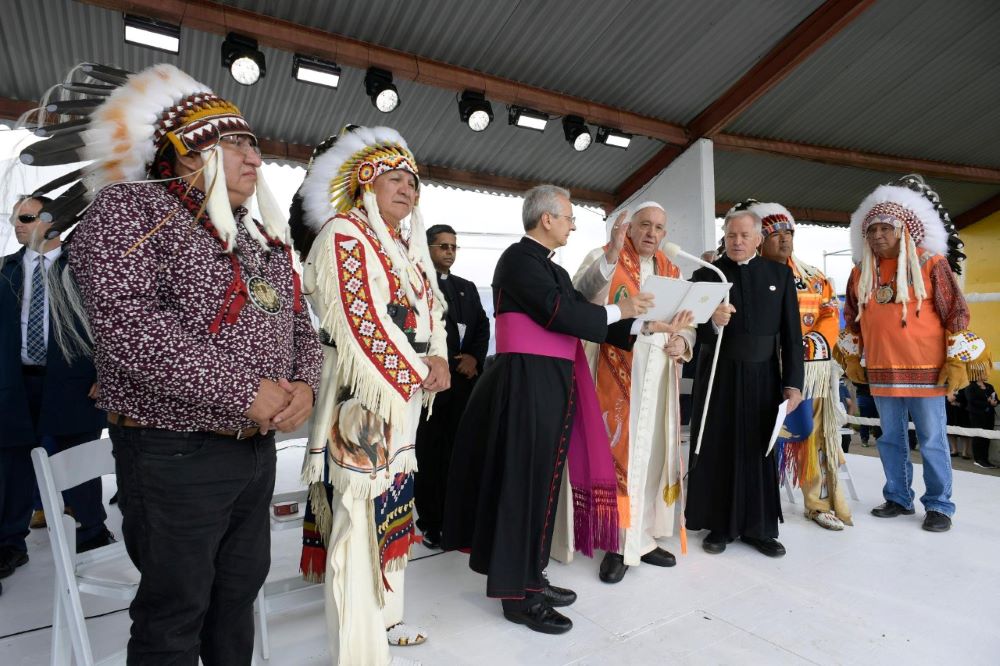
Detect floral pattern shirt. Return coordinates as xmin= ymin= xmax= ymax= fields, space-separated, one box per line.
xmin=69 ymin=182 xmax=322 ymax=431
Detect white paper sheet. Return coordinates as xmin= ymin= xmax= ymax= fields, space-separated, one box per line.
xmin=638 ymin=275 xmax=732 ymax=324
xmin=765 ymin=399 xmax=790 ymax=457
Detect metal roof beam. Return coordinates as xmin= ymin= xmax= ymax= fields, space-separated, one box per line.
xmin=716 ymin=201 xmax=850 ymax=225
xmin=687 ymin=0 xmax=875 ymax=139
xmin=235 ymin=138 xmax=619 ymax=207
xmin=954 ymin=193 xmax=1000 ymax=230
xmin=0 ymin=97 xmax=41 ymax=124
xmin=79 ymin=0 xmax=688 ymax=145
xmin=616 ymin=0 xmax=875 ymax=204
xmin=713 ymin=134 xmax=1000 ymax=185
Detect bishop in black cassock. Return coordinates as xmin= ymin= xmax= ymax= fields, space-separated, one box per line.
xmin=443 ymin=186 xmax=645 ymax=635
xmin=685 ymin=210 xmax=804 ymax=557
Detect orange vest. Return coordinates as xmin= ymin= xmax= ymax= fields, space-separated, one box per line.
xmin=856 ymin=251 xmax=947 ymax=397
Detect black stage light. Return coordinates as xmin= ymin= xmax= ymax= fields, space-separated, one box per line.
xmin=562 ymin=115 xmax=592 ymax=151
xmin=123 ymin=14 xmax=180 ymax=54
xmin=222 ymin=33 xmax=265 ymax=86
xmin=596 ymin=126 xmax=632 ymax=149
xmin=292 ymin=54 xmax=341 ymax=89
xmin=365 ymin=67 xmax=399 ymax=113
xmin=458 ymin=91 xmax=494 ymax=131
xmin=508 ymin=105 xmax=549 ymax=132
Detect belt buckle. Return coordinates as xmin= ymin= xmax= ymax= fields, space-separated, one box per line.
xmin=235 ymin=428 xmax=247 ymax=440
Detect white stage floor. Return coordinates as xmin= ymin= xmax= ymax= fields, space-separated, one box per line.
xmin=3 ymin=442 xmax=999 ymax=665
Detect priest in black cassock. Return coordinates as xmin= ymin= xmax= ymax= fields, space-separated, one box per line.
xmin=685 ymin=206 xmax=804 ymax=558
xmin=443 ymin=185 xmax=657 ymax=635
xmin=414 ymin=224 xmax=490 ymax=549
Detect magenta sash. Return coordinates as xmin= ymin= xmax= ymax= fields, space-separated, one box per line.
xmin=495 ymin=312 xmax=620 ymax=556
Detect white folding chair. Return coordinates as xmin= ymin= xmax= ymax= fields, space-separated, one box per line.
xmin=781 ymin=475 xmax=797 ymax=503
xmin=255 ymin=488 xmax=322 ymax=660
xmin=838 ymin=435 xmax=861 ymax=502
xmin=31 ymin=438 xmax=137 ymax=666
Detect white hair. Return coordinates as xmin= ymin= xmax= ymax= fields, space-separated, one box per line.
xmin=723 ymin=209 xmax=761 ymax=234
xmin=522 ymin=184 xmax=570 ymax=231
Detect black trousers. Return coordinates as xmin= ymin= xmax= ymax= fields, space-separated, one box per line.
xmin=969 ymin=413 xmax=995 ymax=463
xmin=414 ymin=374 xmax=474 ymax=534
xmin=0 ymin=445 xmax=34 ymax=553
xmin=0 ymin=372 xmax=104 ymax=552
xmin=110 ymin=424 xmax=276 ymax=666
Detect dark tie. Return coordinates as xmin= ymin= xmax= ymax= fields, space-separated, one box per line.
xmin=26 ymin=258 xmax=47 ymax=365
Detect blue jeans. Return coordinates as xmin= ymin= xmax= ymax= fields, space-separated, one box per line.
xmin=873 ymin=395 xmax=955 ymax=516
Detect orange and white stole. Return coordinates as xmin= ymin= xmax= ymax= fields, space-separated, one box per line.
xmin=593 ymin=237 xmax=678 ymax=526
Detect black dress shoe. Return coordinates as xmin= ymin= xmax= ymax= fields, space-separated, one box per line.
xmin=922 ymin=511 xmax=952 ymax=532
xmin=741 ymin=536 xmax=786 ymax=558
xmin=0 ymin=546 xmax=28 ymax=579
xmin=503 ymin=602 xmax=573 ymax=635
xmin=421 ymin=530 xmax=441 ymax=550
xmin=77 ymin=527 xmax=115 ymax=554
xmin=541 ymin=582 xmax=577 ymax=607
xmin=598 ymin=551 xmax=628 ymax=583
xmin=871 ymin=501 xmax=915 ymax=518
xmin=702 ymin=531 xmax=729 ymax=554
xmin=640 ymin=547 xmax=676 ymax=567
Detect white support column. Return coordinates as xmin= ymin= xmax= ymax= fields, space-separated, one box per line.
xmin=614 ymin=138 xmax=716 ymax=276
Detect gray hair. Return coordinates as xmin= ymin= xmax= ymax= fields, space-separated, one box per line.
xmin=722 ymin=210 xmax=762 ymax=234
xmin=522 ymin=184 xmax=570 ymax=231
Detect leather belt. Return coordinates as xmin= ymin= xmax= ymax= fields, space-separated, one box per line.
xmin=108 ymin=412 xmax=261 ymax=441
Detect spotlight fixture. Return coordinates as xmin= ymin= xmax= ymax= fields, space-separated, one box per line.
xmin=123 ymin=14 xmax=180 ymax=54
xmin=221 ymin=32 xmax=266 ymax=86
xmin=458 ymin=91 xmax=493 ymax=132
xmin=562 ymin=115 xmax=592 ymax=151
xmin=365 ymin=67 xmax=399 ymax=113
xmin=292 ymin=54 xmax=341 ymax=89
xmin=596 ymin=126 xmax=632 ymax=149
xmin=508 ymin=106 xmax=549 ymax=132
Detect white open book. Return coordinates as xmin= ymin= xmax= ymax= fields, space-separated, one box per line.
xmin=637 ymin=275 xmax=733 ymax=324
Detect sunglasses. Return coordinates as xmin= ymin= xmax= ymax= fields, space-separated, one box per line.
xmin=429 ymin=243 xmax=460 ymax=251
xmin=16 ymin=214 xmax=39 ymax=223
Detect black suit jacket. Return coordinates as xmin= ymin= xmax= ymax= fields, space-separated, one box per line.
xmin=0 ymin=249 xmax=105 ymax=446
xmin=437 ymin=271 xmax=490 ymax=373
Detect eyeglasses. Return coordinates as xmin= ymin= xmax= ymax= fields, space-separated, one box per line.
xmin=429 ymin=243 xmax=459 ymax=251
xmin=16 ymin=214 xmax=39 ymax=223
xmin=219 ymin=134 xmax=262 ymax=157
xmin=550 ymin=213 xmax=576 ymax=224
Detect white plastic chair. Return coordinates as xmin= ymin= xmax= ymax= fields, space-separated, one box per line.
xmin=255 ymin=488 xmax=322 ymax=660
xmin=32 ymin=438 xmax=137 ymax=666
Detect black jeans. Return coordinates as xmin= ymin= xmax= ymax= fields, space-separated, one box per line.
xmin=110 ymin=425 xmax=276 ymax=666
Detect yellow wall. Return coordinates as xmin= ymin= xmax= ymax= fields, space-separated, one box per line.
xmin=961 ymin=210 xmax=1000 ymax=384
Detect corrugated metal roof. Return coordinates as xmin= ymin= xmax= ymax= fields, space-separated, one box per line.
xmin=220 ymin=0 xmax=823 ymax=123
xmin=1 ymin=0 xmax=997 ymax=218
xmin=726 ymin=0 xmax=1000 ymax=168
xmin=714 ymin=149 xmax=1000 ymax=219
xmin=0 ymin=0 xmax=663 ymax=194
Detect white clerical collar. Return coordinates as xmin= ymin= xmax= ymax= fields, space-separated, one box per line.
xmin=24 ymin=245 xmax=62 ymax=266
xmin=735 ymin=255 xmax=755 ymax=266
xmin=524 ymin=234 xmax=556 ymax=260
